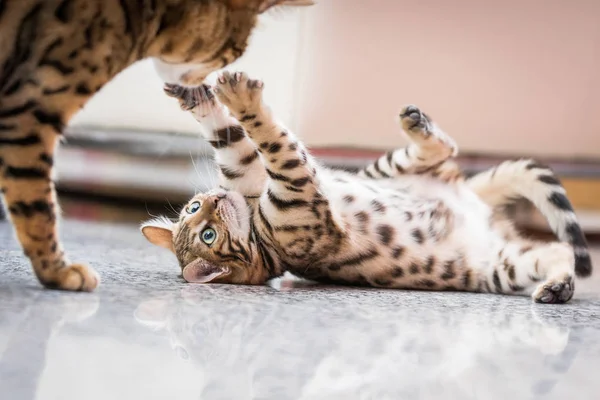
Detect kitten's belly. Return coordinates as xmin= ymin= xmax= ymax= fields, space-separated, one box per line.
xmin=294 ymin=174 xmax=500 ymax=288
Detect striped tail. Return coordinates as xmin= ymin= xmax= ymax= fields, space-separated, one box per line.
xmin=466 ymin=159 xmax=592 ymax=278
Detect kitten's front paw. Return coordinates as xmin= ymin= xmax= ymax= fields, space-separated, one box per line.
xmin=532 ymin=273 xmax=574 ymax=304
xmin=164 ymin=83 xmax=217 ymax=117
xmin=214 ymin=71 xmax=264 ymax=117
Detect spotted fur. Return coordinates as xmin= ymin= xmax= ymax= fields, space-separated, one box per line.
xmin=142 ymin=72 xmax=592 ymax=304
xmin=0 ymin=0 xmax=313 ymax=291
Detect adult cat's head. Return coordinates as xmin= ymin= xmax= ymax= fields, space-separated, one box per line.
xmin=149 ymin=0 xmax=314 ymax=85
xmin=142 ymin=189 xmax=272 ymax=284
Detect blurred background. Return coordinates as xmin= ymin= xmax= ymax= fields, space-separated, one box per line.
xmin=19 ymin=0 xmax=600 ymax=235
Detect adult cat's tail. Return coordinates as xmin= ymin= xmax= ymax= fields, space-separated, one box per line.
xmin=466 ymin=159 xmax=592 ymax=278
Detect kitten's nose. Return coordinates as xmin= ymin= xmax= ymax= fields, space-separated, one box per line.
xmin=208 ymin=191 xmax=227 ymax=206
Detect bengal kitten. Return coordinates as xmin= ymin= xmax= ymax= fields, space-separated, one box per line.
xmin=142 ymin=72 xmax=592 ymax=303
xmin=0 ymin=0 xmax=313 ymax=291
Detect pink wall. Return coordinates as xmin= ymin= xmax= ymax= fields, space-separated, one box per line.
xmin=294 ymin=0 xmax=600 ymax=159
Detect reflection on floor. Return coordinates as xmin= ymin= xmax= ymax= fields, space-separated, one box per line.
xmin=0 ymin=203 xmax=600 ymax=399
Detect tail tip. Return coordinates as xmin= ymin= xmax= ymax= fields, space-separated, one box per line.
xmin=575 ymin=252 xmax=593 ymax=278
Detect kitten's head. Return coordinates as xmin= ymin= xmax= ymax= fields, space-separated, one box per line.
xmin=150 ymin=0 xmax=314 ymax=86
xmin=142 ymin=189 xmax=268 ymax=284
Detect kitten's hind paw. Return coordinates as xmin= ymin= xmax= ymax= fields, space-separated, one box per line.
xmin=400 ymin=105 xmax=432 ymax=133
xmin=399 ymin=104 xmax=458 ymax=157
xmin=214 ymin=71 xmax=264 ymax=117
xmin=532 ymin=273 xmax=575 ymax=304
xmin=164 ymin=83 xmax=215 ymax=111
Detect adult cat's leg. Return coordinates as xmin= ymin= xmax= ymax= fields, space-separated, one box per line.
xmin=359 ymin=105 xmax=462 ymax=182
xmin=164 ymin=84 xmax=267 ymax=197
xmin=0 ymin=113 xmax=98 ymax=291
xmin=480 ymin=239 xmax=575 ymax=303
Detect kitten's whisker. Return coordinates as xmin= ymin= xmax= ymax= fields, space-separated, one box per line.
xmin=144 ymin=202 xmax=159 ymax=219
xmin=189 ymin=150 xmax=202 ymax=185
xmin=165 ymin=199 xmax=179 ymax=216
xmin=208 ymin=162 xmax=218 ymax=189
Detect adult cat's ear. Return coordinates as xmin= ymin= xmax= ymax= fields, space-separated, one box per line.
xmin=225 ymin=0 xmax=314 ymax=13
xmin=183 ymin=259 xmax=230 ymax=283
xmin=141 ymin=217 xmax=175 ymax=253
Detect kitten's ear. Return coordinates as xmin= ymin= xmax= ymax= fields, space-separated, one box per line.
xmin=183 ymin=259 xmax=230 ymax=283
xmin=141 ymin=217 xmax=175 ymax=253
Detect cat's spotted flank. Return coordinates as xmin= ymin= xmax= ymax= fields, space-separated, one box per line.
xmin=143 ymin=72 xmax=592 ymax=303
xmin=0 ymin=0 xmax=313 ymax=291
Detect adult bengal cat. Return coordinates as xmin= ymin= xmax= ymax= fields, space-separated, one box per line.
xmin=0 ymin=0 xmax=313 ymax=291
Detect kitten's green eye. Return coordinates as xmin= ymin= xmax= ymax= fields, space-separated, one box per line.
xmin=201 ymin=228 xmax=217 ymax=245
xmin=186 ymin=201 xmax=201 ymax=214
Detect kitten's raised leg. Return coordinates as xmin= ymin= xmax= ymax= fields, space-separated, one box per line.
xmin=483 ymin=240 xmax=575 ymax=303
xmin=164 ymin=84 xmax=267 ymax=197
xmin=359 ymin=105 xmax=462 ymax=182
xmin=214 ymin=72 xmax=344 ymax=257
xmin=214 ymin=72 xmax=323 ymax=202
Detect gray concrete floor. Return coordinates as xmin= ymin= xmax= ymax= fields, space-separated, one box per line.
xmin=1 ymin=219 xmax=600 ymax=400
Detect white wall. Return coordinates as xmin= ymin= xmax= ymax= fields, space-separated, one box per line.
xmin=294 ymin=0 xmax=600 ymax=158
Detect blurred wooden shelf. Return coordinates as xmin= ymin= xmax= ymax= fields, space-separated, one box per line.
xmin=562 ymin=178 xmax=600 ymax=211
xmin=48 ymin=128 xmax=600 ymax=232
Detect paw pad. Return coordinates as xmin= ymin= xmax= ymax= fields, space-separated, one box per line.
xmin=400 ymin=104 xmax=430 ymax=131
xmin=213 ymin=71 xmax=264 ymax=115
xmin=164 ymin=83 xmax=214 ymax=111
xmin=533 ymin=275 xmax=574 ymax=304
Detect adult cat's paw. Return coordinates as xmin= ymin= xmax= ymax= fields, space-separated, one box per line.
xmin=44 ymin=263 xmax=100 ymax=292
xmin=164 ymin=83 xmax=216 ymax=115
xmin=532 ymin=273 xmax=574 ymax=304
xmin=214 ymin=71 xmax=264 ymax=117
